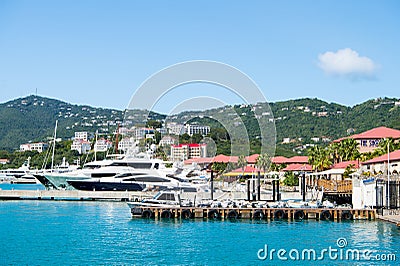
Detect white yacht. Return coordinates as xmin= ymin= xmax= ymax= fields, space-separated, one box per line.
xmin=0 ymin=157 xmax=39 ymax=184
xmin=44 ymin=153 xmax=197 ymax=190
xmin=66 ymin=163 xmax=200 ymax=192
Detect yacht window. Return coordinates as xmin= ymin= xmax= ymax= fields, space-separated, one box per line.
xmin=157 ymin=193 xmax=175 ymax=201
xmin=134 ymin=176 xmax=170 ymax=182
xmin=91 ymin=173 xmax=115 ymax=178
xmin=115 ymin=173 xmax=134 ymax=178
xmin=110 ymin=162 xmax=129 ymax=167
xmin=127 ymin=163 xmax=153 ymax=169
xmin=154 ymin=163 xmax=159 ymax=169
xmin=116 ymin=173 xmax=147 ymax=179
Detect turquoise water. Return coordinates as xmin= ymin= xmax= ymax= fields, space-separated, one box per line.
xmin=0 ymin=183 xmax=45 ymax=190
xmin=0 ymin=201 xmax=398 ymax=265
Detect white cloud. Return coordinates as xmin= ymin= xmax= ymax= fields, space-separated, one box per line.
xmin=318 ymin=48 xmax=378 ymax=79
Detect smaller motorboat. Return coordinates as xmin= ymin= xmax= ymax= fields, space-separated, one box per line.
xmin=127 ymin=191 xmax=192 ymax=209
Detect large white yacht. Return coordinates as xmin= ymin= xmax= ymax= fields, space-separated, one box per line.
xmin=43 ymin=152 xmax=199 ymax=190
xmin=66 ymin=170 xmax=199 ymax=192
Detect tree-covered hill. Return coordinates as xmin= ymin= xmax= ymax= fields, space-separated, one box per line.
xmin=0 ymin=95 xmax=399 ymax=156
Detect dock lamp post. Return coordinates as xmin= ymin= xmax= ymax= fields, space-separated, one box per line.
xmin=387 ymin=141 xmax=390 ymax=210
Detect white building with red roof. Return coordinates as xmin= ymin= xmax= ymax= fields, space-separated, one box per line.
xmin=352 ymin=150 xmax=400 ymax=209
xmin=334 ymin=126 xmax=400 ymax=153
xmin=94 ymin=138 xmax=113 ymax=152
xmin=20 ymin=142 xmax=49 ymax=153
xmin=361 ymin=149 xmax=400 ymax=175
xmin=71 ymin=139 xmax=91 ymax=154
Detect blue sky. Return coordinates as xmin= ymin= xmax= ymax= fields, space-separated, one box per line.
xmin=0 ymin=0 xmax=399 ymax=113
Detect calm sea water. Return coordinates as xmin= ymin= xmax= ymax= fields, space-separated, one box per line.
xmin=0 ymin=183 xmax=45 ymax=190
xmin=0 ymin=201 xmax=398 ymax=265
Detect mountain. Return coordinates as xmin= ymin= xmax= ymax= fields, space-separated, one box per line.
xmin=0 ymin=95 xmax=399 ymax=155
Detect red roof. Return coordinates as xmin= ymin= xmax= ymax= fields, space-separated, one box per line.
xmin=332 ymin=160 xmax=360 ymax=169
xmin=362 ymin=150 xmax=400 ymax=164
xmin=334 ymin=126 xmax=400 ymax=142
xmin=231 ymin=165 xmax=259 ymax=173
xmin=271 ymin=156 xmax=287 ymax=164
xmin=184 ymin=157 xmax=214 ymax=164
xmin=212 ymin=154 xmax=238 ymax=163
xmin=246 ymin=154 xmax=259 ymax=164
xmin=286 ymin=156 xmax=309 ymax=164
xmin=271 ymin=156 xmax=308 ymax=164
xmin=282 ymin=163 xmax=313 ymax=172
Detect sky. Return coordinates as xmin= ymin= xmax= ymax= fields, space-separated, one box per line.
xmin=0 ymin=0 xmax=399 ymax=114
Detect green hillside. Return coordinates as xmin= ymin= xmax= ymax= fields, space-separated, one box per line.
xmin=0 ymin=95 xmax=399 ymax=156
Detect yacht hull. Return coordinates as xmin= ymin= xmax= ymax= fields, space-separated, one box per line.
xmin=67 ymin=180 xmax=144 ymax=191
xmin=44 ymin=174 xmax=89 ymax=189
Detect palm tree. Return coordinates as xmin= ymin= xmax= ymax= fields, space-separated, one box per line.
xmin=256 ymin=153 xmax=271 ymax=177
xmin=307 ymin=145 xmax=332 ymax=172
xmin=328 ymin=142 xmax=340 ymax=164
xmin=337 ymin=138 xmax=360 ymax=161
xmin=237 ymin=155 xmax=248 ymax=178
xmin=375 ymin=138 xmax=396 ymax=156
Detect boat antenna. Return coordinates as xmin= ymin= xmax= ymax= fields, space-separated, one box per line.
xmin=51 ymin=120 xmax=58 ymax=171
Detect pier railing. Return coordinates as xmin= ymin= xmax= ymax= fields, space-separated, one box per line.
xmin=317 ymin=179 xmax=352 ymax=193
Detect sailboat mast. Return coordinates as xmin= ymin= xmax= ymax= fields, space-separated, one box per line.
xmin=115 ymin=123 xmax=120 ymax=154
xmin=51 ymin=120 xmax=58 ymax=170
xmin=94 ymin=130 xmax=98 ymax=161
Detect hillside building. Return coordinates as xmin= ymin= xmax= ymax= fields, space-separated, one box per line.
xmin=166 ymin=123 xmax=185 ymax=135
xmin=183 ymin=124 xmax=210 ymax=136
xmin=19 ymin=142 xmax=49 ymax=153
xmin=71 ymin=139 xmax=91 ymax=154
xmin=74 ymin=131 xmax=89 ymax=141
xmin=159 ymin=136 xmax=177 ymax=146
xmin=170 ymin=143 xmax=207 ymax=161
xmin=118 ymin=137 xmax=137 ymax=153
xmin=94 ymin=138 xmax=113 ymax=152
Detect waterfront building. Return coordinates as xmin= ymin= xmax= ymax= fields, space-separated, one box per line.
xmin=271 ymin=156 xmax=309 ymax=165
xmin=19 ymin=142 xmax=49 ymax=153
xmin=170 ymin=143 xmax=207 ymax=161
xmin=361 ymin=149 xmax=400 ymax=175
xmin=352 ymin=150 xmax=400 ymax=209
xmin=334 ymin=126 xmax=400 ymax=153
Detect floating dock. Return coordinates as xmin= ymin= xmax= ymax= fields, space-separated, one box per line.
xmin=130 ymin=206 xmax=376 ymax=221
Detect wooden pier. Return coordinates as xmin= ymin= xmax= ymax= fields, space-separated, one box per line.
xmin=0 ymin=189 xmax=154 ymax=201
xmin=130 ymin=206 xmax=376 ymax=221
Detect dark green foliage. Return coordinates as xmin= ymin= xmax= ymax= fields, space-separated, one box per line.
xmin=1 ymin=95 xmax=399 ymax=159
xmin=283 ymin=171 xmax=299 ymax=186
